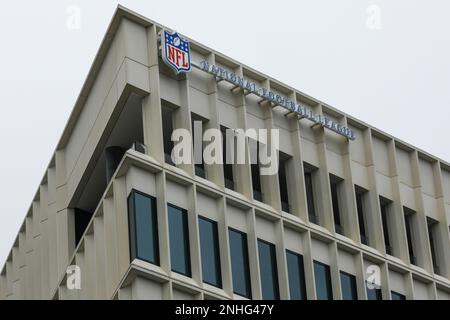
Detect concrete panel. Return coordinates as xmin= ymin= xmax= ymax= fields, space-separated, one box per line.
xmin=413 ymin=280 xmax=430 ymax=300
xmin=400 ymin=183 xmax=416 ymax=211
xmin=272 ymin=108 xmax=290 ymax=131
xmin=301 ymin=138 xmax=319 ymax=167
xmin=160 ymin=73 xmax=182 ymax=106
xmin=226 ymin=205 xmax=248 ymax=233
xmin=189 ymin=87 xmax=211 ymax=120
xmin=173 ymin=288 xmax=195 ymax=300
xmin=284 ymin=228 xmax=304 ymax=254
xmin=396 ymin=148 xmax=413 ymax=186
xmin=278 ymin=128 xmax=293 ymax=156
xmin=324 ymin=122 xmax=346 ymax=156
xmin=311 ymin=239 xmax=329 ymax=265
xmin=131 ymin=277 xmax=163 ymax=300
xmin=188 ymin=65 xmax=210 ymax=94
xmin=217 ymin=100 xmax=238 ymax=130
xmin=65 ymin=25 xmax=126 ymax=177
xmin=348 ymin=126 xmax=367 ymax=165
xmin=419 ymin=158 xmax=436 ymax=197
xmin=255 ymin=216 xmax=276 ymax=243
xmin=196 ymin=192 xmax=219 ymax=221
xmin=327 ymin=150 xmax=344 ymax=178
xmin=351 ymin=161 xmax=369 ymax=190
xmin=389 ymin=271 xmax=405 ymax=295
xmin=246 ymin=113 xmax=265 ymax=132
xmin=376 ymin=173 xmax=393 ymax=199
xmin=446 ymin=203 xmax=450 ymax=226
xmin=125 ymin=167 xmax=157 ymax=198
xmin=338 ymin=250 xmax=355 ymax=274
xmin=437 ymin=289 xmax=450 ymax=300
xmin=217 ymin=82 xmax=239 ymax=107
xmin=372 ymin=137 xmax=391 ymax=176
xmin=442 ymin=169 xmax=450 ymax=205
xmin=423 ymin=193 xmax=439 ymax=221
xmin=166 ymin=180 xmax=188 ymax=209
xmin=120 ymin=19 xmax=149 ymax=66
xmin=299 ymin=119 xmax=316 ymax=142
xmin=245 ymin=95 xmax=264 ymax=119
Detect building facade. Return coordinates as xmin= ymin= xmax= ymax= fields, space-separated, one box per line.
xmin=1 ymin=6 xmax=450 ymax=300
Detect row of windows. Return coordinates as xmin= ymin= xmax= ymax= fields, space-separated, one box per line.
xmin=128 ymin=190 xmax=410 ymax=299
xmin=308 ymin=169 xmax=442 ymax=275
xmin=161 ymin=107 xmax=444 ymax=276
xmin=128 ymin=190 xmax=299 ymax=298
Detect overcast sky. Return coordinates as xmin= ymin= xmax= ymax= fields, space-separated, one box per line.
xmin=1 ymin=0 xmax=449 ymax=267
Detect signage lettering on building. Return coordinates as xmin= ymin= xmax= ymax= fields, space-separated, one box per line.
xmin=160 ymin=31 xmax=356 ymax=141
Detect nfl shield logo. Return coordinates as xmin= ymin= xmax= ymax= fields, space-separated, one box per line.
xmin=162 ymin=30 xmax=192 ymax=74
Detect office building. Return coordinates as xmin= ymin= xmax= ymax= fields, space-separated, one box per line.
xmin=1 ymin=6 xmax=449 ymax=300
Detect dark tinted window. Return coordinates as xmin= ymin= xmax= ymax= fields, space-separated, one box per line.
xmin=380 ymin=197 xmax=392 ymax=255
xmin=168 ymin=204 xmax=191 ymax=276
xmin=314 ymin=261 xmax=333 ymax=300
xmin=221 ymin=126 xmax=234 ymax=190
xmin=427 ymin=217 xmax=440 ymax=274
xmin=279 ymin=156 xmax=290 ymax=213
xmin=74 ymin=208 xmax=93 ymax=247
xmin=355 ymin=186 xmax=368 ymax=245
xmin=366 ymin=282 xmax=382 ymax=300
xmin=304 ymin=167 xmax=317 ymax=223
xmin=340 ymin=271 xmax=358 ymax=300
xmin=391 ymin=291 xmax=406 ymax=300
xmin=199 ymin=217 xmax=222 ymax=287
xmin=162 ymin=103 xmax=174 ymax=164
xmin=286 ymin=250 xmax=307 ymax=300
xmin=258 ymin=240 xmax=280 ymax=300
xmin=127 ymin=191 xmax=159 ymax=265
xmin=250 ymin=139 xmax=262 ymax=201
xmin=404 ymin=207 xmax=416 ymax=265
xmin=229 ymin=228 xmax=252 ymax=298
xmin=192 ymin=114 xmax=206 ymax=178
xmin=330 ymin=175 xmax=343 ymax=234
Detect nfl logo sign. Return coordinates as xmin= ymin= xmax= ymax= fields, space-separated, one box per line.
xmin=162 ymin=30 xmax=192 ymax=74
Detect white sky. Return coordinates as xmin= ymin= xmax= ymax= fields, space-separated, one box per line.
xmin=1 ymin=0 xmax=449 ymax=267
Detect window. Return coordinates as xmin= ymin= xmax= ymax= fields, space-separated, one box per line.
xmin=403 ymin=207 xmax=416 ymax=265
xmin=228 ymin=228 xmax=252 ymax=298
xmin=286 ymin=250 xmax=307 ymax=300
xmin=221 ymin=126 xmax=235 ymax=190
xmin=278 ymin=155 xmax=290 ymax=213
xmin=314 ymin=261 xmax=333 ymax=300
xmin=355 ymin=186 xmax=368 ymax=245
xmin=168 ymin=204 xmax=191 ymax=276
xmin=340 ymin=271 xmax=358 ymax=300
xmin=391 ymin=291 xmax=406 ymax=300
xmin=330 ymin=174 xmax=343 ymax=234
xmin=192 ymin=114 xmax=206 ymax=178
xmin=379 ymin=197 xmax=392 ymax=255
xmin=74 ymin=208 xmax=93 ymax=248
xmin=198 ymin=217 xmax=222 ymax=288
xmin=258 ymin=240 xmax=280 ymax=300
xmin=162 ymin=102 xmax=175 ymax=165
xmin=249 ymin=139 xmax=263 ymax=202
xmin=127 ymin=190 xmax=159 ymax=265
xmin=366 ymin=282 xmax=382 ymax=300
xmin=304 ymin=163 xmax=318 ymax=224
xmin=427 ymin=217 xmax=440 ymax=274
